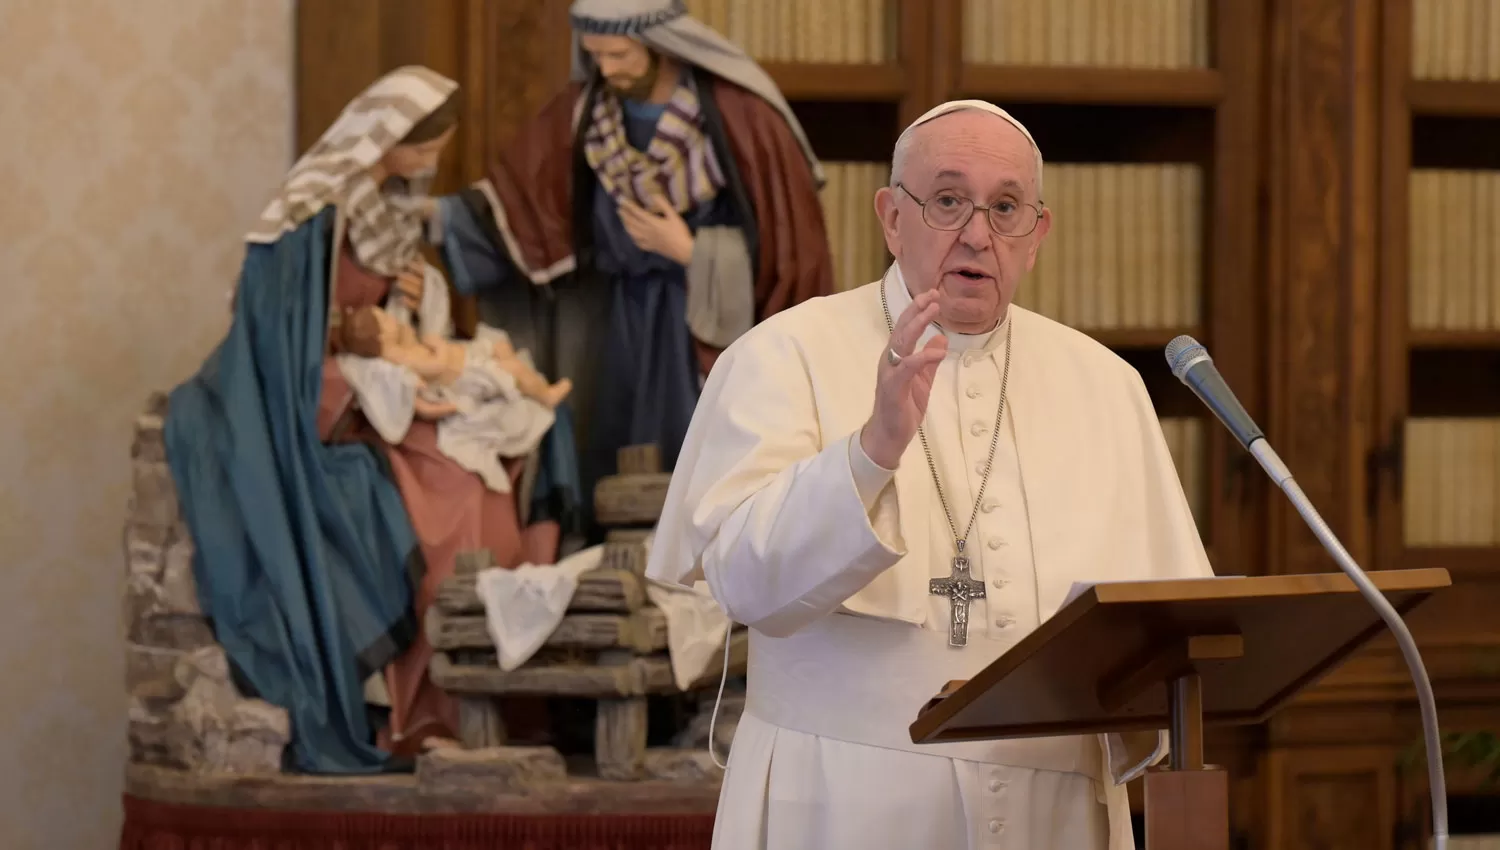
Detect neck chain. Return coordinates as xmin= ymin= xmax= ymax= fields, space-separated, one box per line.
xmin=879 ymin=276 xmax=1014 ymax=555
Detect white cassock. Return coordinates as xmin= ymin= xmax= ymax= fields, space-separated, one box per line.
xmin=646 ymin=263 xmax=1215 ymax=850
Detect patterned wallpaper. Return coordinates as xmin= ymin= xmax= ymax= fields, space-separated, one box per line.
xmin=0 ymin=2 xmax=293 ymax=847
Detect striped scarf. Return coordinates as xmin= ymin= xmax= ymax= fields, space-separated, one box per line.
xmin=581 ymin=78 xmax=725 ymax=214
xmin=246 ymin=66 xmax=457 ymax=278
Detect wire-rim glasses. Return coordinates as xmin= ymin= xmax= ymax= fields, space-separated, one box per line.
xmin=895 ymin=182 xmax=1044 ymax=238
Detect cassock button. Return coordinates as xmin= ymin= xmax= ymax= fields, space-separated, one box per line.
xmin=988 ymin=819 xmax=1003 ymax=833
xmin=981 ymin=500 xmax=998 ymax=513
xmin=974 ymin=461 xmax=986 ymax=476
xmin=970 ymin=422 xmax=985 ymax=436
xmin=966 ymin=386 xmax=981 ymax=399
xmin=991 ymin=577 xmax=1005 ymax=588
xmin=988 ymin=778 xmax=1004 ymax=792
xmin=987 ymin=537 xmax=1003 ymax=550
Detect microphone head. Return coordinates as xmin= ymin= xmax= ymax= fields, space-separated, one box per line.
xmin=1165 ymin=334 xmax=1209 ymax=380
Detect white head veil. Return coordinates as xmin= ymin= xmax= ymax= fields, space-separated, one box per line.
xmin=245 ymin=65 xmax=458 ymax=266
xmin=567 ymin=0 xmax=824 ymax=185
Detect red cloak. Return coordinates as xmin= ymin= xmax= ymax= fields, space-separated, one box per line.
xmin=472 ymin=73 xmax=835 ymax=372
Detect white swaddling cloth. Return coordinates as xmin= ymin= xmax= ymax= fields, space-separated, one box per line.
xmin=334 ymin=266 xmax=555 ymax=493
xmin=474 ymin=544 xmax=605 ymax=670
xmin=421 ymin=324 xmax=556 ymax=493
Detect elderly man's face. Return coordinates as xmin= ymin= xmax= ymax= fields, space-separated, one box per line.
xmin=875 ymin=111 xmax=1051 ymax=333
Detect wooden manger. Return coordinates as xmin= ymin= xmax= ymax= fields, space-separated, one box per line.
xmin=428 ymin=444 xmax=749 ymax=782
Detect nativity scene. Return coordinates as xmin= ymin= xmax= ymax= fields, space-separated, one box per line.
xmin=121 ymin=0 xmax=827 ymax=843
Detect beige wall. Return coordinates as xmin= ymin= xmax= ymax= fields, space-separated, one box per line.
xmin=0 ymin=2 xmax=293 ymax=847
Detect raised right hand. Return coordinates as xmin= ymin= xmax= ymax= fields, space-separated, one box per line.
xmin=859 ymin=288 xmax=948 ymax=469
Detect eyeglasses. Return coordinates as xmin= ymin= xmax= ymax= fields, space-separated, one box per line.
xmin=895 ymin=183 xmax=1044 ymax=238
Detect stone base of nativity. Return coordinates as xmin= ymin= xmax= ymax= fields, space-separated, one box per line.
xmin=120 ymin=394 xmax=741 ymax=849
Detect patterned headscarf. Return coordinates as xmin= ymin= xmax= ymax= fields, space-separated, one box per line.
xmin=246 ymin=66 xmax=458 ymax=277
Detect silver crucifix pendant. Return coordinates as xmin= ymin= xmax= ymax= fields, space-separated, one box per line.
xmin=930 ymin=541 xmax=986 ymax=647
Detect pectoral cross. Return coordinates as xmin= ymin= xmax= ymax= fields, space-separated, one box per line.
xmin=929 ymin=541 xmax=986 ymax=647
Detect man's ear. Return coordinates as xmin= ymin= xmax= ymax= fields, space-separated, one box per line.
xmin=1025 ymin=205 xmax=1053 ymax=272
xmin=874 ymin=186 xmax=901 ymax=259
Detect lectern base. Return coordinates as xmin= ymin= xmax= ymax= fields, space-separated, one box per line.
xmin=1144 ymin=767 xmax=1229 ymax=850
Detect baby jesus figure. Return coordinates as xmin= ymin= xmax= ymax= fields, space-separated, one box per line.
xmin=334 ymin=304 xmax=570 ymax=494
xmin=341 ymin=304 xmax=572 ymax=411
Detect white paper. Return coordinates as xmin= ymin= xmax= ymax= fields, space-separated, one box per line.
xmin=1060 ymin=581 xmax=1099 ymax=608
xmin=1061 ymin=576 xmax=1230 ymax=609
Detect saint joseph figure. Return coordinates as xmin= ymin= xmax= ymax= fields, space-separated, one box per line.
xmin=431 ymin=0 xmax=834 ymax=540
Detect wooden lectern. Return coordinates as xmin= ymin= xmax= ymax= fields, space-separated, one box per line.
xmin=909 ymin=568 xmax=1453 ymax=850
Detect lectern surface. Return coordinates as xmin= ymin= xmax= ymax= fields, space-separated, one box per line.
xmin=909 ymin=569 xmax=1451 ymax=745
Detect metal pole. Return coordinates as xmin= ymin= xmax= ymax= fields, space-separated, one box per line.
xmin=1168 ymin=672 xmax=1205 ymax=771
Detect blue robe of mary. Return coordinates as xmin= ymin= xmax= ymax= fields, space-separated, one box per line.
xmin=437 ymin=95 xmax=742 ymax=541
xmin=163 ymin=209 xmax=421 ymax=774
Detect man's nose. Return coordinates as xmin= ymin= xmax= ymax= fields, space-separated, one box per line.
xmin=958 ymin=209 xmax=991 ymax=250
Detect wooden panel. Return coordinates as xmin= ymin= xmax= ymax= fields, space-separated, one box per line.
xmin=1262 ymin=747 xmax=1398 ymax=850
xmin=1207 ymin=0 xmax=1268 ymax=579
xmin=761 ymin=63 xmax=908 ymax=101
xmin=927 ymin=0 xmax=961 ymax=121
xmin=1145 ymin=768 xmax=1231 ymax=850
xmin=1403 ymin=547 xmax=1500 ymax=581
xmin=1374 ymin=0 xmax=1414 ymax=571
xmin=484 ymin=0 xmax=572 ymax=157
xmin=1291 ymin=576 xmax=1500 ymax=706
xmin=1407 ymin=331 xmax=1500 ymax=350
xmin=1264 ymin=0 xmax=1381 ymax=577
xmin=898 ymin=0 xmax=935 ymax=123
xmin=1270 ymin=698 xmax=1500 ymax=754
xmin=1407 ymin=80 xmax=1500 ymax=118
xmin=295 ymin=0 xmax=383 ymax=155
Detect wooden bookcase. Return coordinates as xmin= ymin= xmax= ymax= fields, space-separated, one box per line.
xmin=1375 ymin=0 xmax=1500 ymax=583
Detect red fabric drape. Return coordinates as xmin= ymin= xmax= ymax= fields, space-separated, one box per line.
xmin=119 ymin=795 xmax=715 ymax=850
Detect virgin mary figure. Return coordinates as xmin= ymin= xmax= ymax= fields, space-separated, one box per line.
xmin=164 ymin=66 xmax=571 ymax=773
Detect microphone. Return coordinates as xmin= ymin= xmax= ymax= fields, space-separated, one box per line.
xmin=1164 ymin=335 xmax=1265 ymax=450
xmin=1164 ymin=335 xmax=1450 ymax=850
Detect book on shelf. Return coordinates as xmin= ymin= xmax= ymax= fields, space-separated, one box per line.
xmin=1412 ymin=0 xmax=1500 ymax=81
xmin=1021 ymin=162 xmax=1202 ymax=332
xmin=817 ymin=161 xmax=892 ymax=293
xmin=682 ymin=0 xmax=893 ymax=64
xmin=1161 ymin=416 xmax=1207 ymax=533
xmin=1409 ymin=169 xmax=1500 ymax=333
xmin=1405 ymin=418 xmax=1500 ymax=548
xmin=962 ymin=0 xmax=1210 ymax=68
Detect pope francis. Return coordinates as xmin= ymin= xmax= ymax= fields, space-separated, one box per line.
xmin=645 ymin=100 xmax=1216 ymax=850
